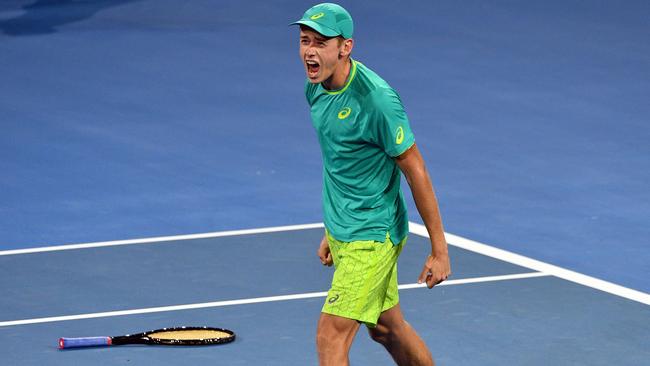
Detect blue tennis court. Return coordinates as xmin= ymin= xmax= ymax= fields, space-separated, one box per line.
xmin=1 ymin=225 xmax=648 ymax=364
xmin=1 ymin=1 xmax=649 ymax=365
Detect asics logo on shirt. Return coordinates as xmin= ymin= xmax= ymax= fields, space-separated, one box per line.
xmin=338 ymin=107 xmax=352 ymax=120
xmin=396 ymin=126 xmax=404 ymax=144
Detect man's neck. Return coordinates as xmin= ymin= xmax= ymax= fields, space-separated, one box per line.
xmin=322 ymin=58 xmax=351 ymax=91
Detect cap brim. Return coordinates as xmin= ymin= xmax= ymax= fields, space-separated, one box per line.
xmin=290 ymin=20 xmax=340 ymax=38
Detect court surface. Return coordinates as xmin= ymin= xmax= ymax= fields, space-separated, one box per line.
xmin=1 ymin=1 xmax=649 ymax=365
xmin=1 ymin=223 xmax=648 ymax=365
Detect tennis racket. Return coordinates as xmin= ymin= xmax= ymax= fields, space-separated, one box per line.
xmin=59 ymin=326 xmax=235 ymax=349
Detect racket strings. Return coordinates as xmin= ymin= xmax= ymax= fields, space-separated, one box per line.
xmin=148 ymin=329 xmax=231 ymax=340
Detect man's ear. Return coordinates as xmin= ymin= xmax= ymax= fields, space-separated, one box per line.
xmin=340 ymin=38 xmax=354 ymax=57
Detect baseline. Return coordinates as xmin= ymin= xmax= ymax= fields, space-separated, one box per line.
xmin=3 ymin=221 xmax=646 ymax=305
xmin=0 ymin=223 xmax=325 ymax=256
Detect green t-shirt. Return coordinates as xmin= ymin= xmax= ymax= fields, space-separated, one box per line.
xmin=305 ymin=59 xmax=415 ymax=243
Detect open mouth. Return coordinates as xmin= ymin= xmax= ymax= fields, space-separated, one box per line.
xmin=306 ymin=60 xmax=320 ymax=78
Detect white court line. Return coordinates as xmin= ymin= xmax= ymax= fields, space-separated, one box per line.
xmin=0 ymin=223 xmax=325 ymax=256
xmin=1 ymin=221 xmax=647 ymax=313
xmin=408 ymin=222 xmax=650 ymax=306
xmin=0 ymin=272 xmax=548 ymax=327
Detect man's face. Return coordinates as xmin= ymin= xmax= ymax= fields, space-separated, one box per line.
xmin=299 ymin=27 xmax=344 ymax=84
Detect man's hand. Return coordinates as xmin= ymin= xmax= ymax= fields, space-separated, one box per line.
xmin=418 ymin=254 xmax=451 ymax=288
xmin=317 ymin=235 xmax=333 ymax=266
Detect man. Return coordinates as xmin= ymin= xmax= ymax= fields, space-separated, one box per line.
xmin=291 ymin=3 xmax=451 ymax=365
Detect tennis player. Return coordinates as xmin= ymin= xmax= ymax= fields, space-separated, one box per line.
xmin=292 ymin=3 xmax=451 ymax=365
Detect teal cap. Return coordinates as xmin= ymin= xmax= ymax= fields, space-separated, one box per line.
xmin=290 ymin=3 xmax=354 ymax=39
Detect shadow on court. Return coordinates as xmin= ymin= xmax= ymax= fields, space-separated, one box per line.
xmin=0 ymin=0 xmax=139 ymax=36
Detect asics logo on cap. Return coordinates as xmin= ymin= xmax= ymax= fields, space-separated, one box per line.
xmin=291 ymin=3 xmax=354 ymax=39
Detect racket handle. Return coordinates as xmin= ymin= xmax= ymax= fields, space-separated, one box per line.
xmin=59 ymin=336 xmax=112 ymax=349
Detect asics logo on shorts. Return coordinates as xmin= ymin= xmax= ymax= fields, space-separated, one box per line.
xmin=328 ymin=294 xmax=340 ymax=304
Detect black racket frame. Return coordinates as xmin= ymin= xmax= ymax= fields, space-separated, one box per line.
xmin=112 ymin=326 xmax=235 ymax=346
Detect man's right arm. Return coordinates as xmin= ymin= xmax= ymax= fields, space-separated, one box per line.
xmin=395 ymin=143 xmax=451 ymax=288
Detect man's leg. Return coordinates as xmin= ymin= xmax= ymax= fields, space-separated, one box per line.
xmin=317 ymin=313 xmax=361 ymax=366
xmin=367 ymin=304 xmax=434 ymax=366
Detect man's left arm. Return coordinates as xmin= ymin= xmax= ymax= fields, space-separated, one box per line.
xmin=395 ymin=143 xmax=451 ymax=288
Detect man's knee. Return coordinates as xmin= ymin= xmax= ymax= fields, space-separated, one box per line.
xmin=316 ymin=326 xmax=344 ymax=350
xmin=367 ymin=323 xmax=399 ymax=346
xmin=316 ymin=313 xmax=359 ymax=352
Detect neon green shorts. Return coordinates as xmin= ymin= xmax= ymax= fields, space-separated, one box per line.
xmin=322 ymin=230 xmax=405 ymax=327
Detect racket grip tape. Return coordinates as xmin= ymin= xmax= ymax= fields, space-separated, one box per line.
xmin=59 ymin=336 xmax=112 ymax=349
